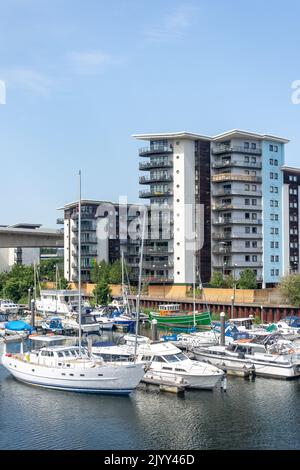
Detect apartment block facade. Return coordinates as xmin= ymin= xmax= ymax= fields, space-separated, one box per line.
xmin=134 ymin=130 xmax=289 ymax=287
xmin=61 ymin=200 xmax=143 ymax=282
xmin=282 ymin=166 xmax=300 ymax=275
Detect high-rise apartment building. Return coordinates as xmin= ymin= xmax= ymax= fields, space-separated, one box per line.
xmin=134 ymin=130 xmax=289 ymax=287
xmin=60 ymin=200 xmax=143 ymax=282
xmin=134 ymin=132 xmax=212 ymax=284
xmin=282 ymin=166 xmax=300 ymax=275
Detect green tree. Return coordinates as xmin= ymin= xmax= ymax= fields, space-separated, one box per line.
xmin=237 ymin=269 xmax=257 ymax=290
xmin=280 ymin=274 xmax=300 ymax=306
xmin=210 ymin=272 xmax=225 ymax=288
xmin=93 ymin=280 xmax=111 ymax=306
xmin=109 ymin=260 xmax=123 ymax=284
xmin=224 ymin=273 xmax=234 ymax=288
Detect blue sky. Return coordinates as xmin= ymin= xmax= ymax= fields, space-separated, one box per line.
xmin=1 ymin=0 xmax=300 ymax=226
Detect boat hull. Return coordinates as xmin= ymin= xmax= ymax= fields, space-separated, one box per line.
xmin=144 ymin=369 xmax=222 ymax=389
xmin=193 ymin=351 xmax=300 ymax=379
xmin=2 ymin=355 xmax=145 ymax=394
xmin=149 ymin=311 xmax=211 ymax=328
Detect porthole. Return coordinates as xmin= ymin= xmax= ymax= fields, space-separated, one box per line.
xmin=176 ymin=170 xmax=180 ymax=174
xmin=177 ymin=271 xmax=180 ymax=275
xmin=176 ymin=199 xmax=180 ymax=203
xmin=176 ymin=185 xmax=180 ymax=188
xmin=177 ymin=242 xmax=180 ymax=246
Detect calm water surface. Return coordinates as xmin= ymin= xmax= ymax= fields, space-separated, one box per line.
xmin=0 ymin=338 xmax=299 ymax=450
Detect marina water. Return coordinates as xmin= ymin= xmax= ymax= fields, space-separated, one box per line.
xmin=0 ymin=334 xmax=299 ymax=450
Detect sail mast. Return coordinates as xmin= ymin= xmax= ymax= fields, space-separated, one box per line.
xmin=78 ymin=170 xmax=82 ymax=356
xmin=134 ymin=208 xmax=146 ymax=359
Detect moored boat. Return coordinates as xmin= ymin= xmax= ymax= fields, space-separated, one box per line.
xmin=192 ymin=335 xmax=300 ymax=379
xmin=148 ymin=304 xmax=211 ymax=329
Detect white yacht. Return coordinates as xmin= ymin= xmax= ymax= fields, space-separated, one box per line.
xmin=0 ymin=299 xmax=19 ymax=314
xmin=36 ymin=290 xmax=90 ymax=315
xmin=1 ymin=337 xmax=145 ymax=394
xmin=92 ymin=335 xmax=224 ymax=390
xmin=193 ymin=335 xmax=300 ymax=379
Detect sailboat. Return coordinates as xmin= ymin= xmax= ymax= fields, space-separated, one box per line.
xmin=1 ymin=171 xmax=145 ymax=394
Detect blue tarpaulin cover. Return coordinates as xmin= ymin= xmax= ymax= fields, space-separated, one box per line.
xmin=6 ymin=320 xmax=34 ymax=332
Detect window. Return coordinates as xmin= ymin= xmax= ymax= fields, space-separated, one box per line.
xmin=269 ymin=144 xmax=274 ymax=151
xmin=251 ymin=157 xmax=256 ymax=163
xmin=252 ymin=199 xmax=257 ymax=206
xmin=245 ymin=227 xmax=250 ymax=233
xmin=270 ymin=172 xmax=274 ymax=179
xmin=245 ymin=255 xmax=250 ymax=262
xmin=269 ymin=158 xmax=274 ymax=165
xmin=251 ymin=143 xmax=257 ymax=149
xmin=244 ymin=142 xmax=250 ymax=149
xmin=252 ymin=255 xmax=257 ymax=262
xmin=252 ymin=241 xmax=257 ymax=248
xmin=274 ymin=146 xmax=278 ymax=153
xmin=252 ymin=227 xmax=257 ymax=234
xmin=244 ymin=156 xmax=250 ymax=163
xmin=245 ymin=241 xmax=250 ymax=248
xmin=245 ymin=198 xmax=250 ymax=205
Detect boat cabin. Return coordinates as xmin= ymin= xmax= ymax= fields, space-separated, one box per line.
xmin=158 ymin=304 xmax=180 ymax=316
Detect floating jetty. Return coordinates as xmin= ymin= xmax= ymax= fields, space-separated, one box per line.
xmin=142 ymin=374 xmax=189 ymax=394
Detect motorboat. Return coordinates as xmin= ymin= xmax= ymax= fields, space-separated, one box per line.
xmin=192 ymin=334 xmax=300 ymax=379
xmin=61 ymin=313 xmax=100 ymax=335
xmin=1 ymin=339 xmax=145 ymax=394
xmin=36 ymin=290 xmax=91 ymax=315
xmin=0 ymin=299 xmax=19 ymax=314
xmin=92 ymin=334 xmax=224 ymax=390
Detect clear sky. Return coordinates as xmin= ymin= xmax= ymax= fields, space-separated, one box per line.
xmin=1 ymin=0 xmax=300 ymax=227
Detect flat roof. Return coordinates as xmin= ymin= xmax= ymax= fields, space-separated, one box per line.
xmin=133 ymin=129 xmax=289 ymax=144
xmin=58 ymin=200 xmax=145 ymax=210
xmin=282 ymin=165 xmax=300 ymax=174
xmin=212 ymin=129 xmax=290 ymax=144
xmin=9 ymin=223 xmax=42 ymax=229
xmin=132 ymin=131 xmax=211 ymax=141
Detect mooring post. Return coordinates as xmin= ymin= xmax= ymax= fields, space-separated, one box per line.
xmin=151 ymin=319 xmax=158 ymax=342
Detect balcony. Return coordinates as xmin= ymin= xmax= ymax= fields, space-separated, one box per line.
xmin=72 ymin=236 xmax=97 ymax=244
xmin=139 ymin=161 xmax=173 ymax=171
xmin=139 ymin=175 xmax=173 ymax=185
xmin=212 ymin=160 xmax=262 ymax=170
xmin=212 ymin=232 xmax=263 ymax=240
xmin=212 ymin=145 xmax=262 ymax=156
xmin=139 ymin=190 xmax=173 ymax=199
xmin=71 ymin=212 xmax=96 ymax=220
xmin=72 ymin=225 xmax=96 ymax=233
xmin=214 ymin=262 xmax=263 ymax=269
xmin=212 ymin=203 xmax=262 ymax=212
xmin=212 ymin=174 xmax=262 ymax=183
xmin=143 ymin=261 xmax=173 ymax=269
xmin=213 ymin=245 xmax=262 ymax=254
xmin=139 ymin=145 xmax=173 ymax=156
xmin=142 ymin=275 xmax=174 ymax=284
xmin=144 ymin=246 xmax=174 ymax=254
xmin=214 ymin=189 xmax=263 ymax=197
xmin=212 ymin=218 xmax=263 ymax=225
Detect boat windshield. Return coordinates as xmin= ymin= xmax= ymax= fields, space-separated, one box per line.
xmin=175 ymin=352 xmax=188 ymax=361
xmin=163 ymin=354 xmax=181 ymax=363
